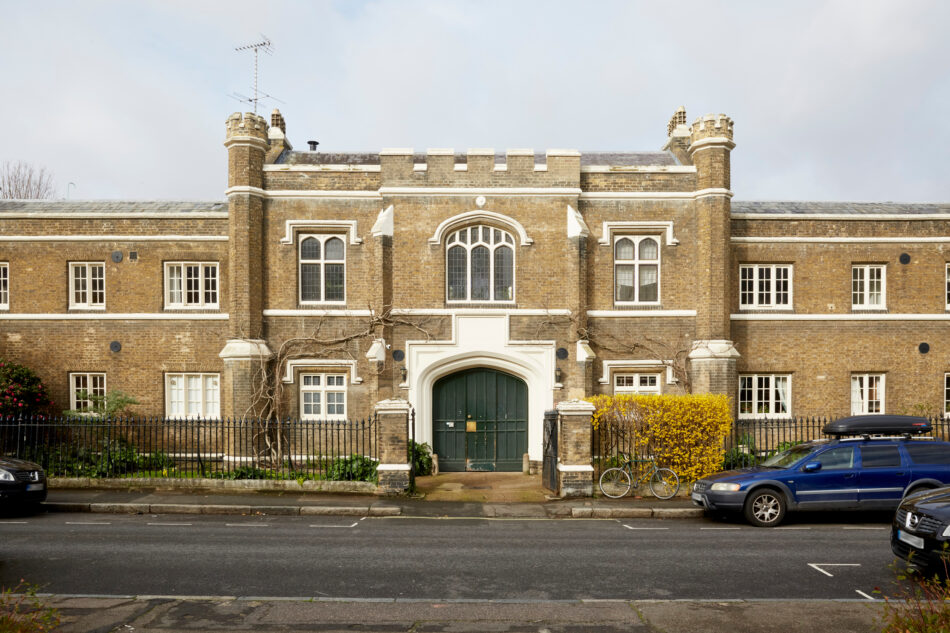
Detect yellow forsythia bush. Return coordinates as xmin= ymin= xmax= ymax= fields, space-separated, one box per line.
xmin=586 ymin=393 xmax=732 ymax=483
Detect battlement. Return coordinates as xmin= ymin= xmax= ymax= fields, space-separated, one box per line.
xmin=379 ymin=148 xmax=581 ymax=188
xmin=225 ymin=112 xmax=268 ymax=143
xmin=690 ymin=114 xmax=734 ymax=142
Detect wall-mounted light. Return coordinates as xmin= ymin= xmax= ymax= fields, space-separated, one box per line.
xmin=400 ymin=365 xmax=407 ymax=382
xmin=555 ymin=366 xmax=562 ymax=383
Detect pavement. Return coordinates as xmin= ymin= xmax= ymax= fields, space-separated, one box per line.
xmin=34 ymin=471 xmax=704 ymax=519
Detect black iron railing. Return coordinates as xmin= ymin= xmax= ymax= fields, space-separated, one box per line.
xmin=0 ymin=415 xmax=377 ymax=480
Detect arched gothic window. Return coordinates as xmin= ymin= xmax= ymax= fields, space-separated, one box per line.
xmin=446 ymin=225 xmax=515 ymax=302
xmin=299 ymin=235 xmax=345 ymax=303
xmin=614 ymin=236 xmax=659 ymax=303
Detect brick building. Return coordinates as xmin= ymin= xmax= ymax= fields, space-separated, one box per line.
xmin=1 ymin=107 xmax=948 ymax=472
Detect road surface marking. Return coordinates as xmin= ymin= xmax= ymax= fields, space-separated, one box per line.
xmin=776 ymin=527 xmax=811 ymax=530
xmin=622 ymin=525 xmax=669 ymax=530
xmin=700 ymin=527 xmax=741 ymax=530
xmin=225 ymin=523 xmax=269 ymax=527
xmin=808 ymin=563 xmax=861 ymax=577
xmin=856 ymin=590 xmax=876 ymax=600
xmin=843 ymin=527 xmax=886 ymax=530
xmin=66 ymin=521 xmax=111 ymax=525
xmin=0 ymin=521 xmax=29 ymax=524
xmin=147 ymin=522 xmax=193 ymax=526
xmin=309 ymin=522 xmax=359 ymax=528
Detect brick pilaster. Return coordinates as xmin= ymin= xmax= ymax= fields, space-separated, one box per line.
xmin=556 ymin=399 xmax=595 ymax=497
xmin=375 ymin=398 xmax=411 ymax=494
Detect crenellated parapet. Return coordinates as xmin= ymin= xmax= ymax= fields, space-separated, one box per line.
xmin=379 ymin=148 xmax=581 ymax=189
xmin=224 ymin=112 xmax=269 ymax=149
xmin=689 ymin=114 xmax=735 ymax=148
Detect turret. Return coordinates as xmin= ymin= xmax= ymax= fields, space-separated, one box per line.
xmin=224 ymin=112 xmax=268 ymax=189
xmin=688 ymin=113 xmax=735 ymax=191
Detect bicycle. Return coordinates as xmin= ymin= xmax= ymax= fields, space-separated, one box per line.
xmin=598 ymin=454 xmax=680 ymax=500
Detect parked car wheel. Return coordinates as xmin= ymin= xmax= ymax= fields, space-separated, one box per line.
xmin=744 ymin=488 xmax=786 ymax=527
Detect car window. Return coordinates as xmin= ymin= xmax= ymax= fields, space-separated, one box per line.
xmin=860 ymin=445 xmax=901 ymax=468
xmin=814 ymin=447 xmax=855 ymax=470
xmin=761 ymin=444 xmax=817 ymax=468
xmin=905 ymin=443 xmax=950 ymax=466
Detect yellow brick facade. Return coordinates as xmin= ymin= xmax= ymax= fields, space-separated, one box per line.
xmin=2 ymin=107 xmax=948 ymax=465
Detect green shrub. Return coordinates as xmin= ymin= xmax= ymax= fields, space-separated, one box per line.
xmin=0 ymin=360 xmax=52 ymax=417
xmin=0 ymin=580 xmax=60 ymax=633
xmin=326 ymin=455 xmax=378 ymax=482
xmin=62 ymin=389 xmax=139 ymax=418
xmin=410 ymin=441 xmax=433 ymax=476
xmin=879 ymin=553 xmax=950 ymax=632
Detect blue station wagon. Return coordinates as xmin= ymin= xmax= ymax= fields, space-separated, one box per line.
xmin=692 ymin=415 xmax=950 ymax=527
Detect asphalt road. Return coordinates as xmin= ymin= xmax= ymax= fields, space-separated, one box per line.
xmin=0 ymin=512 xmax=902 ymax=602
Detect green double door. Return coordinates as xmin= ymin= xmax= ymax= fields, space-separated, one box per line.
xmin=432 ymin=368 xmax=528 ymax=472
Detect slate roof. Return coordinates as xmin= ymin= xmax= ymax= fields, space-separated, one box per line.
xmin=731 ymin=201 xmax=950 ymax=215
xmin=0 ymin=201 xmax=227 ymax=214
xmin=275 ymin=150 xmax=681 ymax=167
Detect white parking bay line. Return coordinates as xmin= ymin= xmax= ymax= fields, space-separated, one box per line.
xmin=622 ymin=525 xmax=669 ymax=530
xmin=700 ymin=527 xmax=741 ymax=530
xmin=856 ymin=590 xmax=877 ymax=601
xmin=309 ymin=522 xmax=359 ymax=529
xmin=776 ymin=527 xmax=811 ymax=530
xmin=843 ymin=527 xmax=886 ymax=530
xmin=225 ymin=523 xmax=269 ymax=528
xmin=0 ymin=521 xmax=29 ymax=524
xmin=808 ymin=563 xmax=861 ymax=577
xmin=147 ymin=522 xmax=193 ymax=526
xmin=66 ymin=521 xmax=111 ymax=525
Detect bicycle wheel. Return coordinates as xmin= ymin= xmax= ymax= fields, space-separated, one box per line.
xmin=649 ymin=468 xmax=679 ymax=500
xmin=599 ymin=467 xmax=632 ymax=498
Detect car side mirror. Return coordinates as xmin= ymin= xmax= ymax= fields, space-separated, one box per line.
xmin=803 ymin=462 xmax=822 ymax=473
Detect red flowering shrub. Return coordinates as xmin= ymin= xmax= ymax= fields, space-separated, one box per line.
xmin=0 ymin=359 xmax=52 ymax=417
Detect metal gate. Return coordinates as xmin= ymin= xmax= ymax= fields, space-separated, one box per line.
xmin=542 ymin=410 xmax=558 ymax=492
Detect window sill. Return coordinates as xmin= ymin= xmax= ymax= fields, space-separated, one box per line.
xmin=850 ymin=308 xmax=888 ymax=313
xmin=445 ymin=302 xmax=517 ymax=309
xmin=68 ymin=307 xmax=106 ymax=311
xmin=737 ymin=308 xmax=795 ymax=313
xmin=163 ymin=307 xmax=222 ymax=312
xmin=613 ymin=303 xmax=663 ymax=309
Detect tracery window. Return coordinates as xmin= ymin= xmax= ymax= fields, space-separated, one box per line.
xmin=446 ymin=225 xmax=515 ymax=303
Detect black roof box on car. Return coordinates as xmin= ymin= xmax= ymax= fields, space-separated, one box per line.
xmin=822 ymin=414 xmax=932 ymax=437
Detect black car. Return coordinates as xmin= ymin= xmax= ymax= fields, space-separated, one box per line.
xmin=0 ymin=456 xmax=47 ymax=508
xmin=892 ymin=486 xmax=950 ymax=572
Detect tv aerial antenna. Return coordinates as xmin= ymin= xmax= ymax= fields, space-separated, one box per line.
xmin=232 ymin=35 xmax=282 ymax=114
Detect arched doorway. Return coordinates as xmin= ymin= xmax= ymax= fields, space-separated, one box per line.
xmin=432 ymin=368 xmax=528 ymax=472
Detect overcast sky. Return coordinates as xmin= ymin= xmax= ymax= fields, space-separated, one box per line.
xmin=2 ymin=0 xmax=948 ymax=202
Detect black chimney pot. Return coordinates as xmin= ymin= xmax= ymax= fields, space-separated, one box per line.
xmin=307 ymin=140 xmax=319 ymax=151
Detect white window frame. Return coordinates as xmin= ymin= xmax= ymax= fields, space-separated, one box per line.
xmin=738 ymin=374 xmax=791 ymax=419
xmin=613 ymin=373 xmax=661 ymax=395
xmin=851 ymin=373 xmax=885 ymax=415
xmin=299 ymin=373 xmax=347 ymax=420
xmin=945 ymin=264 xmax=949 ymax=311
xmin=164 ymin=262 xmax=219 ymax=309
xmin=739 ymin=264 xmax=792 ymax=309
xmin=69 ymin=262 xmax=105 ymax=309
xmin=0 ymin=262 xmax=8 ymax=310
xmin=613 ymin=235 xmax=661 ymax=305
xmin=851 ymin=264 xmax=885 ymax=310
xmin=69 ymin=372 xmax=106 ymax=412
xmin=298 ymin=234 xmax=347 ymax=305
xmin=945 ymin=373 xmax=950 ymax=418
xmin=445 ymin=225 xmax=516 ymax=304
xmin=165 ymin=373 xmax=220 ymax=419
